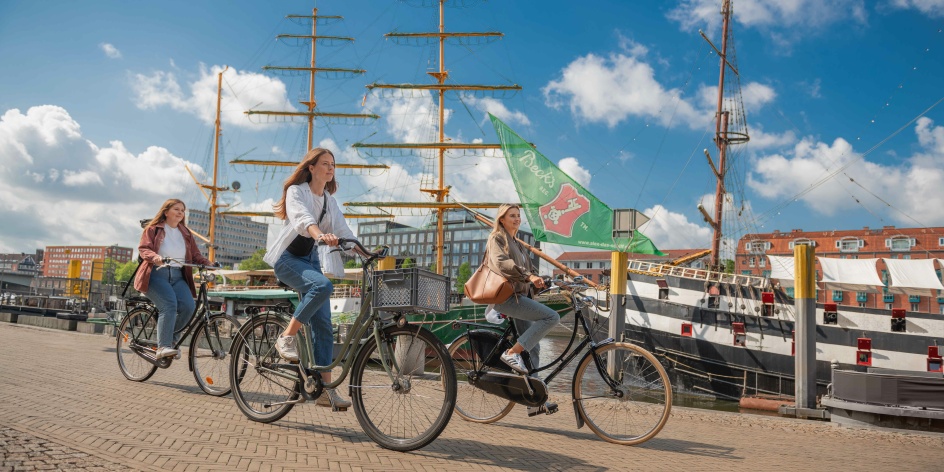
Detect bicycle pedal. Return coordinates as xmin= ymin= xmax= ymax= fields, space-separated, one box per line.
xmin=332 ymin=406 xmax=348 ymax=412
xmin=527 ymin=403 xmax=559 ymax=417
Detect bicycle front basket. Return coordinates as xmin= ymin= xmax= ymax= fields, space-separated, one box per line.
xmin=371 ymin=268 xmax=450 ymax=314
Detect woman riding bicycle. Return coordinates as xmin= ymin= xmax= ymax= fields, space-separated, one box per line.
xmin=134 ymin=198 xmax=213 ymax=359
xmin=486 ymin=204 xmax=560 ymax=375
xmin=263 ymin=147 xmax=362 ymax=409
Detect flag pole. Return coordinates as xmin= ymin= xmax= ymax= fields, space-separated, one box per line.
xmin=455 ymin=201 xmax=602 ymax=289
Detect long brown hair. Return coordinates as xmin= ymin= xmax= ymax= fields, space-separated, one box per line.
xmin=273 ymin=148 xmax=337 ymax=220
xmin=146 ymin=199 xmax=186 ymax=228
xmin=491 ymin=203 xmax=521 ymax=238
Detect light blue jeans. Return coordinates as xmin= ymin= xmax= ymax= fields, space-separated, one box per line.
xmin=146 ymin=266 xmax=196 ymax=348
xmin=495 ymin=294 xmax=559 ymax=364
xmin=274 ymin=250 xmax=334 ymax=369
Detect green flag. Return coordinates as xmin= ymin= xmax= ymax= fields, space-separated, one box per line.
xmin=490 ymin=114 xmax=665 ymax=255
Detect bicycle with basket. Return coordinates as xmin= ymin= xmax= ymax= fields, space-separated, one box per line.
xmin=228 ymin=238 xmax=457 ymax=452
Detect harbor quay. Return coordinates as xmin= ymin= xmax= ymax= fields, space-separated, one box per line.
xmin=1 ymin=323 xmax=942 ymax=472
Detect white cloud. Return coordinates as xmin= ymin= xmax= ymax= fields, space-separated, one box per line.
xmin=99 ymin=43 xmax=122 ymax=59
xmin=131 ymin=64 xmax=295 ymax=130
xmin=558 ymin=157 xmax=592 ymax=188
xmin=639 ymin=204 xmax=713 ymax=250
xmin=543 ymin=52 xmax=704 ymax=129
xmin=463 ymin=96 xmax=530 ymax=127
xmin=0 ymin=105 xmax=205 ymax=252
xmin=668 ymin=0 xmax=868 ymax=39
xmin=890 ymin=0 xmax=944 ymax=17
xmin=747 ymin=118 xmax=944 ymax=224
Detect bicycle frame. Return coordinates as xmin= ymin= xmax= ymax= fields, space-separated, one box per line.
xmin=248 ymin=241 xmax=410 ymax=392
xmin=125 ymin=261 xmax=222 ymax=363
xmin=455 ymin=283 xmax=619 ymax=390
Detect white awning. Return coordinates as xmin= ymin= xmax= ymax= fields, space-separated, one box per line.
xmin=884 ymin=258 xmax=944 ymax=296
xmin=767 ymin=255 xmax=795 ymax=287
xmin=818 ymin=257 xmax=884 ymax=293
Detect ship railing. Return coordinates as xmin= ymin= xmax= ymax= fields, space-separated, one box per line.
xmin=628 ymin=260 xmax=770 ymax=287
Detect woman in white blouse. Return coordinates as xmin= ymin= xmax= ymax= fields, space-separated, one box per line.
xmin=264 ymin=148 xmax=359 ymax=409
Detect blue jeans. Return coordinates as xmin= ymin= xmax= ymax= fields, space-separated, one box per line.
xmin=274 ymin=250 xmax=334 ymax=369
xmin=495 ymin=294 xmax=559 ymax=356
xmin=146 ymin=266 xmax=196 ymax=348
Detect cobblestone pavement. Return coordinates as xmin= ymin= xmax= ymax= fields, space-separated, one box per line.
xmin=1 ymin=322 xmax=942 ymax=471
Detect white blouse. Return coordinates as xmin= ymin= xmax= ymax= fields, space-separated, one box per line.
xmin=264 ymin=184 xmax=356 ymax=266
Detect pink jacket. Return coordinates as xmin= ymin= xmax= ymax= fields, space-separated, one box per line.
xmin=133 ymin=223 xmax=211 ymax=296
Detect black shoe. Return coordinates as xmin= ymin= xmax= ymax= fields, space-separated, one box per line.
xmin=527 ymin=402 xmax=558 ymax=417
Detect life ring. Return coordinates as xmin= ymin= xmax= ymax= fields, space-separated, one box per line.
xmin=352 ymin=287 xmax=362 ymax=297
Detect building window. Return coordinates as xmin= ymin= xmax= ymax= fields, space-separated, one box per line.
xmin=789 ymin=239 xmax=816 ymax=249
xmin=886 ymin=303 xmax=894 ymax=310
xmin=856 ymin=292 xmax=868 ymax=302
xmin=745 ymin=241 xmax=770 ymax=254
xmin=886 ymin=237 xmax=914 ymax=251
xmin=836 ymin=238 xmax=862 ymax=252
xmin=832 ymin=290 xmax=843 ymax=302
xmin=759 ymin=258 xmax=766 ymax=268
xmin=749 ymin=257 xmax=755 ymax=268
xmin=911 ymin=303 xmax=919 ymax=311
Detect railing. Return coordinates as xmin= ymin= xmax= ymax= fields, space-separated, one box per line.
xmin=627 ymin=260 xmax=770 ymax=287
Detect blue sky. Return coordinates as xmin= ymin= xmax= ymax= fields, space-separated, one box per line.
xmin=1 ymin=0 xmax=943 ymax=260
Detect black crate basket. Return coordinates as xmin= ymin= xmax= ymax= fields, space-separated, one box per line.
xmin=371 ymin=268 xmax=451 ymax=314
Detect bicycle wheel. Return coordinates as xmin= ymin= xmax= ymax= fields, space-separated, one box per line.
xmin=116 ymin=307 xmax=158 ymax=382
xmin=190 ymin=313 xmax=241 ymax=396
xmin=572 ymin=342 xmax=672 ymax=446
xmin=448 ymin=333 xmax=515 ymax=423
xmin=229 ymin=315 xmax=300 ymax=423
xmin=350 ymin=325 xmax=456 ymax=452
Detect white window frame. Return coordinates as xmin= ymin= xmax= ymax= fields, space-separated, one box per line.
xmin=836 ymin=238 xmax=862 ymax=253
xmin=886 ymin=237 xmax=915 ymax=252
xmin=745 ymin=241 xmax=770 ymax=254
xmin=789 ymin=239 xmax=816 ymax=250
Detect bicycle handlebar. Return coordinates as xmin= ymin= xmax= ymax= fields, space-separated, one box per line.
xmin=156 ymin=258 xmax=221 ymax=271
xmin=318 ymin=237 xmax=389 ymax=262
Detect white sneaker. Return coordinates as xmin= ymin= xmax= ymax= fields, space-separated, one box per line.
xmin=275 ymin=335 xmax=299 ymax=362
xmin=316 ymin=388 xmax=352 ymax=409
xmin=500 ymin=350 xmax=528 ymax=374
xmin=156 ymin=347 xmax=179 ymax=359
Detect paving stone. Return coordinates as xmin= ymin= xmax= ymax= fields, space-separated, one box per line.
xmin=1 ymin=322 xmax=943 ymax=471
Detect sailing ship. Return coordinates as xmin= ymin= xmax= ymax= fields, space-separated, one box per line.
xmin=605 ymin=0 xmax=944 ymax=401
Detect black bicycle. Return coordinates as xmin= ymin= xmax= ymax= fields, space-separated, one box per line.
xmin=228 ymin=239 xmax=457 ymax=452
xmin=448 ymin=277 xmax=672 ymax=446
xmin=116 ymin=259 xmax=241 ymax=396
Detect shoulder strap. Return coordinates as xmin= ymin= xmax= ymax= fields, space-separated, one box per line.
xmin=317 ymin=194 xmax=328 ymax=225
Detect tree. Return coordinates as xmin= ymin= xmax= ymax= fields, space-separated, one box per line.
xmin=401 ymin=257 xmax=415 ymax=269
xmin=723 ymin=259 xmax=735 ymax=274
xmin=344 ymin=258 xmax=359 ymax=269
xmin=238 ymin=248 xmax=271 ymax=271
xmin=454 ymin=261 xmax=472 ymax=294
xmin=114 ymin=259 xmax=140 ymax=284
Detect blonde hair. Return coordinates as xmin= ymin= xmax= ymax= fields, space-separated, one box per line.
xmin=491 ymin=203 xmax=521 ymax=238
xmin=146 ymin=199 xmax=186 ymax=228
xmin=273 ymin=148 xmax=337 ymax=220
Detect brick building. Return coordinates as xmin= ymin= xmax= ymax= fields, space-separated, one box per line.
xmin=737 ymin=226 xmax=944 ymax=313
xmin=43 ymin=245 xmax=133 ymax=279
xmin=553 ymin=249 xmax=709 ymax=284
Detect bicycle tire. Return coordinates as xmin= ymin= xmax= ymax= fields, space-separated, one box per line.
xmin=349 ymin=325 xmax=456 ymax=452
xmin=229 ymin=315 xmax=299 ymax=423
xmin=116 ymin=307 xmax=158 ymax=382
xmin=448 ymin=333 xmax=515 ymax=423
xmin=572 ymin=342 xmax=672 ymax=446
xmin=190 ymin=313 xmax=241 ymax=396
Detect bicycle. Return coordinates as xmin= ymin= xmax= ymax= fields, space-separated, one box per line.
xmin=448 ymin=277 xmax=672 ymax=446
xmin=228 ymin=239 xmax=457 ymax=452
xmin=116 ymin=259 xmax=241 ymax=396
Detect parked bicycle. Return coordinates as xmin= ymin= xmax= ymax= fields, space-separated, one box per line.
xmin=116 ymin=259 xmax=241 ymax=396
xmin=448 ymin=277 xmax=672 ymax=445
xmin=228 ymin=238 xmax=457 ymax=452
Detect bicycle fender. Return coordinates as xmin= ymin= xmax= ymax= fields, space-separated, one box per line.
xmin=573 ymin=398 xmax=585 ymax=429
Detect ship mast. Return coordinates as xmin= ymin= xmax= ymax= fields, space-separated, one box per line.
xmin=699 ymin=0 xmax=749 ymax=271
xmin=348 ymin=0 xmax=520 ymax=274
xmin=230 ymin=7 xmax=390 ymax=220
xmin=188 ymin=66 xmax=231 ymax=262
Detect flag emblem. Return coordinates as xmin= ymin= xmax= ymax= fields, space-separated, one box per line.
xmin=539 ymin=184 xmax=590 ymax=238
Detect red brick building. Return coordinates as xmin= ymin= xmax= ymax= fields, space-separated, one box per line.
xmin=43 ymin=245 xmax=133 ymax=279
xmin=553 ymin=249 xmax=709 ymax=284
xmin=737 ymin=226 xmax=944 ymax=314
